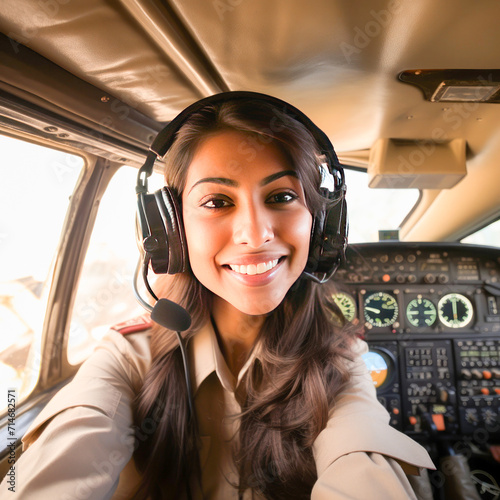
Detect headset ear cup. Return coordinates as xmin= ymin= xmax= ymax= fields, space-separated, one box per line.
xmin=321 ymin=197 xmax=348 ymax=274
xmin=306 ymin=196 xmax=348 ymax=278
xmin=137 ymin=191 xmax=170 ymax=274
xmin=155 ymin=187 xmax=187 ymax=274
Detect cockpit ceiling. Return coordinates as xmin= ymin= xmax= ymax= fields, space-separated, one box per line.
xmin=1 ymin=0 xmax=500 ymax=157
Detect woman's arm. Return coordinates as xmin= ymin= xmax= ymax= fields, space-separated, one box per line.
xmin=311 ymin=338 xmax=434 ymax=499
xmin=0 ymin=330 xmax=150 ymax=499
xmin=312 ymin=451 xmax=418 ymax=500
xmin=5 ymin=404 xmax=135 ymax=499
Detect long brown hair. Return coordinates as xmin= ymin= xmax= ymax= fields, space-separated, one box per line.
xmin=133 ymin=98 xmax=357 ymax=499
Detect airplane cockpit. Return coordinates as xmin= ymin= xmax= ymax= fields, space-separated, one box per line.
xmin=1 ymin=1 xmax=500 ymax=498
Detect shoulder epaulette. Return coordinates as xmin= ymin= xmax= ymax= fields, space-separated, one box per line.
xmin=111 ymin=313 xmax=152 ymax=335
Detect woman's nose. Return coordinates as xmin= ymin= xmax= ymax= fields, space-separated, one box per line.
xmin=232 ymin=203 xmax=274 ymax=248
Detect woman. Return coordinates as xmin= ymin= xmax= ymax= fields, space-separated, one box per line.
xmin=4 ymin=93 xmax=433 ymax=500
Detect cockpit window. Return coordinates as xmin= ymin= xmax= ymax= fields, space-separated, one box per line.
xmin=461 ymin=218 xmax=500 ymax=247
xmin=67 ymin=166 xmax=164 ymax=365
xmin=343 ymin=169 xmax=420 ymax=243
xmin=0 ymin=135 xmax=84 ymax=413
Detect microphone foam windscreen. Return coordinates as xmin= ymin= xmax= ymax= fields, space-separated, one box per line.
xmin=151 ymin=298 xmax=192 ymax=332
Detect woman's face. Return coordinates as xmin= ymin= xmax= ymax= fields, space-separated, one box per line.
xmin=182 ymin=130 xmax=313 ymax=316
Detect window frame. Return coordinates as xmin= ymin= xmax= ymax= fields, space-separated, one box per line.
xmin=39 ymin=156 xmax=123 ymax=387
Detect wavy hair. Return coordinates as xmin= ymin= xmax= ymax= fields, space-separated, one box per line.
xmin=132 ymin=98 xmax=357 ymax=499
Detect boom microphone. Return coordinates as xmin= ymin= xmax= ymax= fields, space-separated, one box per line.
xmin=151 ymin=298 xmax=192 ymax=332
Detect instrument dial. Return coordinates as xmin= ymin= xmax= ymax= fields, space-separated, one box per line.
xmin=438 ymin=293 xmax=473 ymax=328
xmin=362 ymin=349 xmax=394 ymax=389
xmin=363 ymin=292 xmax=399 ymax=327
xmin=332 ymin=292 xmax=357 ymax=322
xmin=406 ymin=295 xmax=437 ymax=327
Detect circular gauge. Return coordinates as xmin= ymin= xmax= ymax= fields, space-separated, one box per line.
xmin=361 ymin=349 xmax=394 ymax=390
xmin=406 ymin=295 xmax=437 ymax=328
xmin=363 ymin=292 xmax=399 ymax=327
xmin=438 ymin=293 xmax=473 ymax=328
xmin=332 ymin=292 xmax=357 ymax=322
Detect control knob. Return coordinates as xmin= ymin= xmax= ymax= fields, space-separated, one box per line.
xmin=439 ymin=388 xmax=456 ymax=405
xmin=482 ymin=408 xmax=498 ymax=427
xmin=465 ymin=409 xmax=479 ymax=425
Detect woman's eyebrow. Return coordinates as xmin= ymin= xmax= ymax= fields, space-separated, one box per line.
xmin=188 ymin=177 xmax=238 ymax=193
xmin=260 ymin=170 xmax=297 ymax=186
xmin=188 ymin=170 xmax=298 ymax=194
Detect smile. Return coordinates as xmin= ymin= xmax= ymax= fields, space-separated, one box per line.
xmin=228 ymin=259 xmax=279 ymax=276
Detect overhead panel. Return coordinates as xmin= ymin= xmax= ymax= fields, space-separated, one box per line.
xmin=0 ymin=0 xmax=223 ymax=122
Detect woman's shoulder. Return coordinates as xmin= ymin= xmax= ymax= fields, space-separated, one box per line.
xmin=104 ymin=314 xmax=153 ymax=384
xmin=21 ymin=316 xmax=152 ymax=450
xmin=72 ymin=314 xmax=153 ymax=391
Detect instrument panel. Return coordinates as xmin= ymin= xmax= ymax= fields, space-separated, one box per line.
xmin=331 ymin=242 xmax=500 ymax=441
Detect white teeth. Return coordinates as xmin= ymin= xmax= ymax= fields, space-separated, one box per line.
xmin=229 ymin=259 xmax=279 ymax=275
xmin=256 ymin=262 xmax=267 ymax=274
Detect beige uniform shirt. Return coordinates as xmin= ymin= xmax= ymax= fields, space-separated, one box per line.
xmin=1 ymin=322 xmax=434 ymax=499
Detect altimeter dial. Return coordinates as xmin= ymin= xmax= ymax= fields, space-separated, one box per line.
xmin=438 ymin=293 xmax=473 ymax=328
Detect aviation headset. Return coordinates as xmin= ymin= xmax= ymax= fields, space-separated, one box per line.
xmin=136 ymin=91 xmax=348 ymax=286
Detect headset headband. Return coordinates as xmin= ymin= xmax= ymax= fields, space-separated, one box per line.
xmin=139 ymin=91 xmax=341 ymax=176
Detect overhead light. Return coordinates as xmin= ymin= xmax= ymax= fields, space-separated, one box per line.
xmin=399 ymin=69 xmax=500 ymax=103
xmin=432 ymin=83 xmax=500 ymax=102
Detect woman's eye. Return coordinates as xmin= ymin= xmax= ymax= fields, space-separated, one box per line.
xmin=200 ymin=197 xmax=232 ymax=209
xmin=267 ymin=192 xmax=298 ymax=204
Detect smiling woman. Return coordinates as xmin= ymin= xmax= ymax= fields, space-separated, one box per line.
xmin=130 ymin=94 xmax=433 ymax=499
xmin=2 ymin=93 xmax=434 ymax=500
xmin=182 ymin=130 xmax=313 ymax=317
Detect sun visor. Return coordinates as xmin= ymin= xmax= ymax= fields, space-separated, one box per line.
xmin=368 ymin=138 xmax=466 ymax=189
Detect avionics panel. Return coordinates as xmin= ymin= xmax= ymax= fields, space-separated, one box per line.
xmin=330 ymin=242 xmax=500 ymax=439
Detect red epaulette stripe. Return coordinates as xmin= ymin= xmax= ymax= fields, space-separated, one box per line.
xmin=111 ymin=313 xmax=152 ymax=335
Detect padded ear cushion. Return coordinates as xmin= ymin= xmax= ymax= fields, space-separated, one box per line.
xmin=305 ymin=212 xmax=325 ymax=275
xmin=323 ymin=197 xmax=348 ymax=273
xmin=306 ymin=197 xmax=348 ymax=276
xmin=154 ymin=187 xmax=187 ymax=274
xmin=137 ymin=191 xmax=170 ymax=274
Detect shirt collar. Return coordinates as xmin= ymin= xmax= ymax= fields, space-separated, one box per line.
xmin=190 ymin=321 xmax=261 ymax=394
